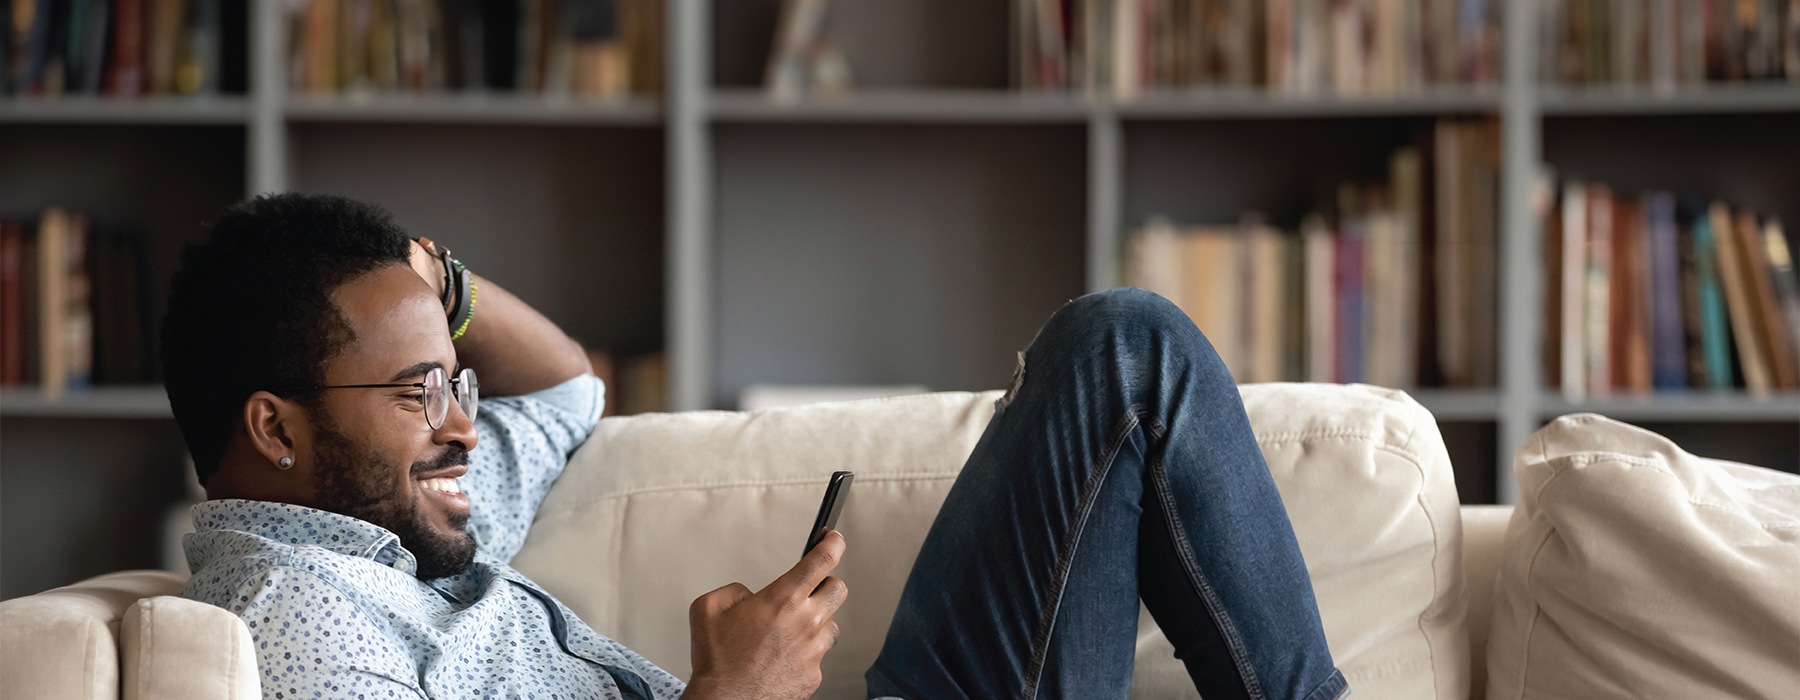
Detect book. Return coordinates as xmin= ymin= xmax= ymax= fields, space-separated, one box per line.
xmin=147 ymin=0 xmax=185 ymax=94
xmin=1711 ymin=203 xmax=1772 ymax=395
xmin=1 ymin=220 xmax=22 ymax=386
xmin=766 ymin=0 xmax=830 ymax=101
xmin=1736 ymin=209 xmax=1798 ymax=389
xmin=1559 ymin=180 xmax=1587 ymax=399
xmin=1693 ymin=209 xmax=1735 ymax=390
xmin=1335 ymin=185 xmax=1366 ymax=384
xmin=1763 ymin=219 xmax=1800 ymax=379
xmin=1302 ymin=213 xmax=1335 ymax=382
xmin=1646 ymin=192 xmax=1688 ymax=389
xmin=1611 ymin=196 xmax=1652 ymax=394
xmin=1584 ymin=183 xmax=1613 ymax=397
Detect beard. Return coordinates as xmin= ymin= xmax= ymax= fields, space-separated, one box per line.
xmin=311 ymin=420 xmax=476 ymax=579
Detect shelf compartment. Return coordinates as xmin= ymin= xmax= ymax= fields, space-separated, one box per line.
xmin=284 ymin=94 xmax=662 ymax=125
xmin=712 ymin=123 xmax=1087 ymax=408
xmin=0 ymin=96 xmax=251 ymax=125
xmin=0 ymin=386 xmax=172 ymax=418
xmin=290 ymin=123 xmax=666 ymax=355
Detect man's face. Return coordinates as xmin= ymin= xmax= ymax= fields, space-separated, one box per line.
xmin=302 ymin=264 xmax=479 ymax=578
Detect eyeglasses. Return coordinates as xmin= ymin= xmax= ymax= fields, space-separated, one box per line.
xmin=290 ymin=366 xmax=479 ymax=430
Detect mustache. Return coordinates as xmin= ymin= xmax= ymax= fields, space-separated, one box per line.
xmin=411 ymin=447 xmax=469 ymax=476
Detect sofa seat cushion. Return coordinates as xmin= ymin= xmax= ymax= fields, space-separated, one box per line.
xmin=1486 ymin=414 xmax=1800 ymax=700
xmin=513 ymin=383 xmax=1470 ymax=699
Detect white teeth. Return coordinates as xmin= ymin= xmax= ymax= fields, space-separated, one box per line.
xmin=419 ymin=477 xmax=461 ymax=495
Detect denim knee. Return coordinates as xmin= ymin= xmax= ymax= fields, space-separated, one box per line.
xmin=1038 ymin=287 xmax=1204 ymax=353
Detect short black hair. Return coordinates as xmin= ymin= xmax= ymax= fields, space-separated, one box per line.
xmin=163 ymin=193 xmax=413 ymax=484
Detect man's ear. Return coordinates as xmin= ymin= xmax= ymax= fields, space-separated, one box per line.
xmin=243 ymin=391 xmax=305 ymax=469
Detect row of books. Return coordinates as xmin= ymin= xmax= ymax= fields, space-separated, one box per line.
xmin=0 ymin=210 xmax=157 ymax=397
xmin=1016 ymin=0 xmax=1501 ymax=97
xmin=1540 ymin=0 xmax=1800 ymax=87
xmin=1125 ymin=118 xmax=1501 ymax=388
xmin=288 ymin=0 xmax=664 ymax=99
xmin=1543 ymin=183 xmax=1800 ymax=399
xmin=2 ymin=0 xmax=244 ymax=97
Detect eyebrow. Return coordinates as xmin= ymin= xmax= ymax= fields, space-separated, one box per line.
xmin=387 ymin=361 xmax=443 ymax=383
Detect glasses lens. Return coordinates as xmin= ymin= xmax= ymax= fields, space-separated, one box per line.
xmin=423 ymin=367 xmax=449 ymax=430
xmin=456 ymin=368 xmax=479 ymax=423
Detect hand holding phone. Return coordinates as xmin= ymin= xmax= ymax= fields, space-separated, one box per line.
xmin=804 ymin=471 xmax=853 ymax=558
xmin=685 ymin=471 xmax=854 ymax=700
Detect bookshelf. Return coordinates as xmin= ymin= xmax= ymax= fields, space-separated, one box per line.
xmin=4 ymin=0 xmax=1799 ymax=600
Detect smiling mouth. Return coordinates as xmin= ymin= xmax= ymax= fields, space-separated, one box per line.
xmin=418 ymin=476 xmax=470 ymax=512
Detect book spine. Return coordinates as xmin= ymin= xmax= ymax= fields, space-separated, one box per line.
xmin=1647 ymin=192 xmax=1687 ymax=389
xmin=37 ymin=209 xmax=68 ymax=398
xmin=1762 ymin=220 xmax=1800 ymax=376
xmin=1560 ymin=181 xmax=1587 ymax=400
xmin=1303 ymin=214 xmax=1336 ymax=383
xmin=1694 ymin=212 xmax=1734 ymax=389
xmin=0 ymin=221 xmax=21 ymax=386
xmin=1737 ymin=210 xmax=1798 ymax=389
xmin=1711 ymin=203 xmax=1771 ymax=394
xmin=1584 ymin=184 xmax=1612 ymax=396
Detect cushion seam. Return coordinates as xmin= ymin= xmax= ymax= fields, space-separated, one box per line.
xmin=85 ymin=607 xmax=98 ymax=699
xmin=225 ymin=606 xmax=240 ymax=700
xmin=1513 ymin=433 xmax=1570 ymax=700
xmin=139 ymin=600 xmax=153 ymax=698
xmin=540 ymin=471 xmax=964 ymax=510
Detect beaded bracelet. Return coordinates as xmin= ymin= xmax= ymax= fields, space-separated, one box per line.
xmin=447 ymin=258 xmax=476 ymax=341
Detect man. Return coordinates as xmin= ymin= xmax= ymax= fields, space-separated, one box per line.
xmin=167 ymin=193 xmax=1345 ymax=699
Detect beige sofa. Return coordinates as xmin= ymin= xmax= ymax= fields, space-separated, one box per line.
xmin=2 ymin=384 xmax=1511 ymax=699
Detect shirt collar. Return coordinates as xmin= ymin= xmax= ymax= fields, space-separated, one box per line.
xmin=186 ymin=499 xmax=419 ymax=574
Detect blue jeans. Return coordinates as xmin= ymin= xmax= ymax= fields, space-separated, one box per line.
xmin=865 ymin=288 xmax=1348 ymax=700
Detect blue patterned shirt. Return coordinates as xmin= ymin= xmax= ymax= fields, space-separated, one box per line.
xmin=182 ymin=374 xmax=687 ymax=699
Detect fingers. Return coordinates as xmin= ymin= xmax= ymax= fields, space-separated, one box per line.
xmin=690 ymin=582 xmax=753 ymax=620
xmin=810 ymin=575 xmax=848 ymax=611
xmin=773 ymin=530 xmax=846 ymax=599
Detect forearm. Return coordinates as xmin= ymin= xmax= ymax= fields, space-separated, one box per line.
xmin=451 ymin=272 xmax=591 ymax=398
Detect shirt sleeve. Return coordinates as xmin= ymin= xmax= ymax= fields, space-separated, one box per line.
xmin=219 ymin=564 xmax=426 ymax=700
xmin=459 ymin=373 xmax=604 ymax=564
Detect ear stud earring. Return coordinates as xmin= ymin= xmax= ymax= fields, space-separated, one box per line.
xmin=277 ymin=456 xmax=294 ymax=470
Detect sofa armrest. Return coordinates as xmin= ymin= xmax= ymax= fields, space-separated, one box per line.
xmin=0 ymin=570 xmax=185 ymax=700
xmin=122 ymin=596 xmax=260 ymax=700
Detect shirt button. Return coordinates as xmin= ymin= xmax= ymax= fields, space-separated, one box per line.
xmin=393 ymin=559 xmax=411 ymax=573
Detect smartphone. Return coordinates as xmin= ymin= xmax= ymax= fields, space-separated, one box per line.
xmin=803 ymin=471 xmax=854 ymax=558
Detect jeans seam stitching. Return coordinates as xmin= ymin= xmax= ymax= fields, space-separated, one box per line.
xmin=1149 ymin=451 xmax=1269 ymax=700
xmin=1018 ymin=405 xmax=1143 ymax=700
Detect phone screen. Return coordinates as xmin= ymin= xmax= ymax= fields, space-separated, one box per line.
xmin=804 ymin=471 xmax=854 ymax=558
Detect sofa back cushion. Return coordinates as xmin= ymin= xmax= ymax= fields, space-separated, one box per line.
xmin=511 ymin=384 xmax=1469 ymax=699
xmin=1486 ymin=414 xmax=1800 ymax=700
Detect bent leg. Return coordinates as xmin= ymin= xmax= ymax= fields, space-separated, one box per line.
xmin=865 ymin=288 xmax=1345 ymax=700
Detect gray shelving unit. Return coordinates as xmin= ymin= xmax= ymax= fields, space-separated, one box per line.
xmin=4 ymin=3 xmax=1799 ymax=598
